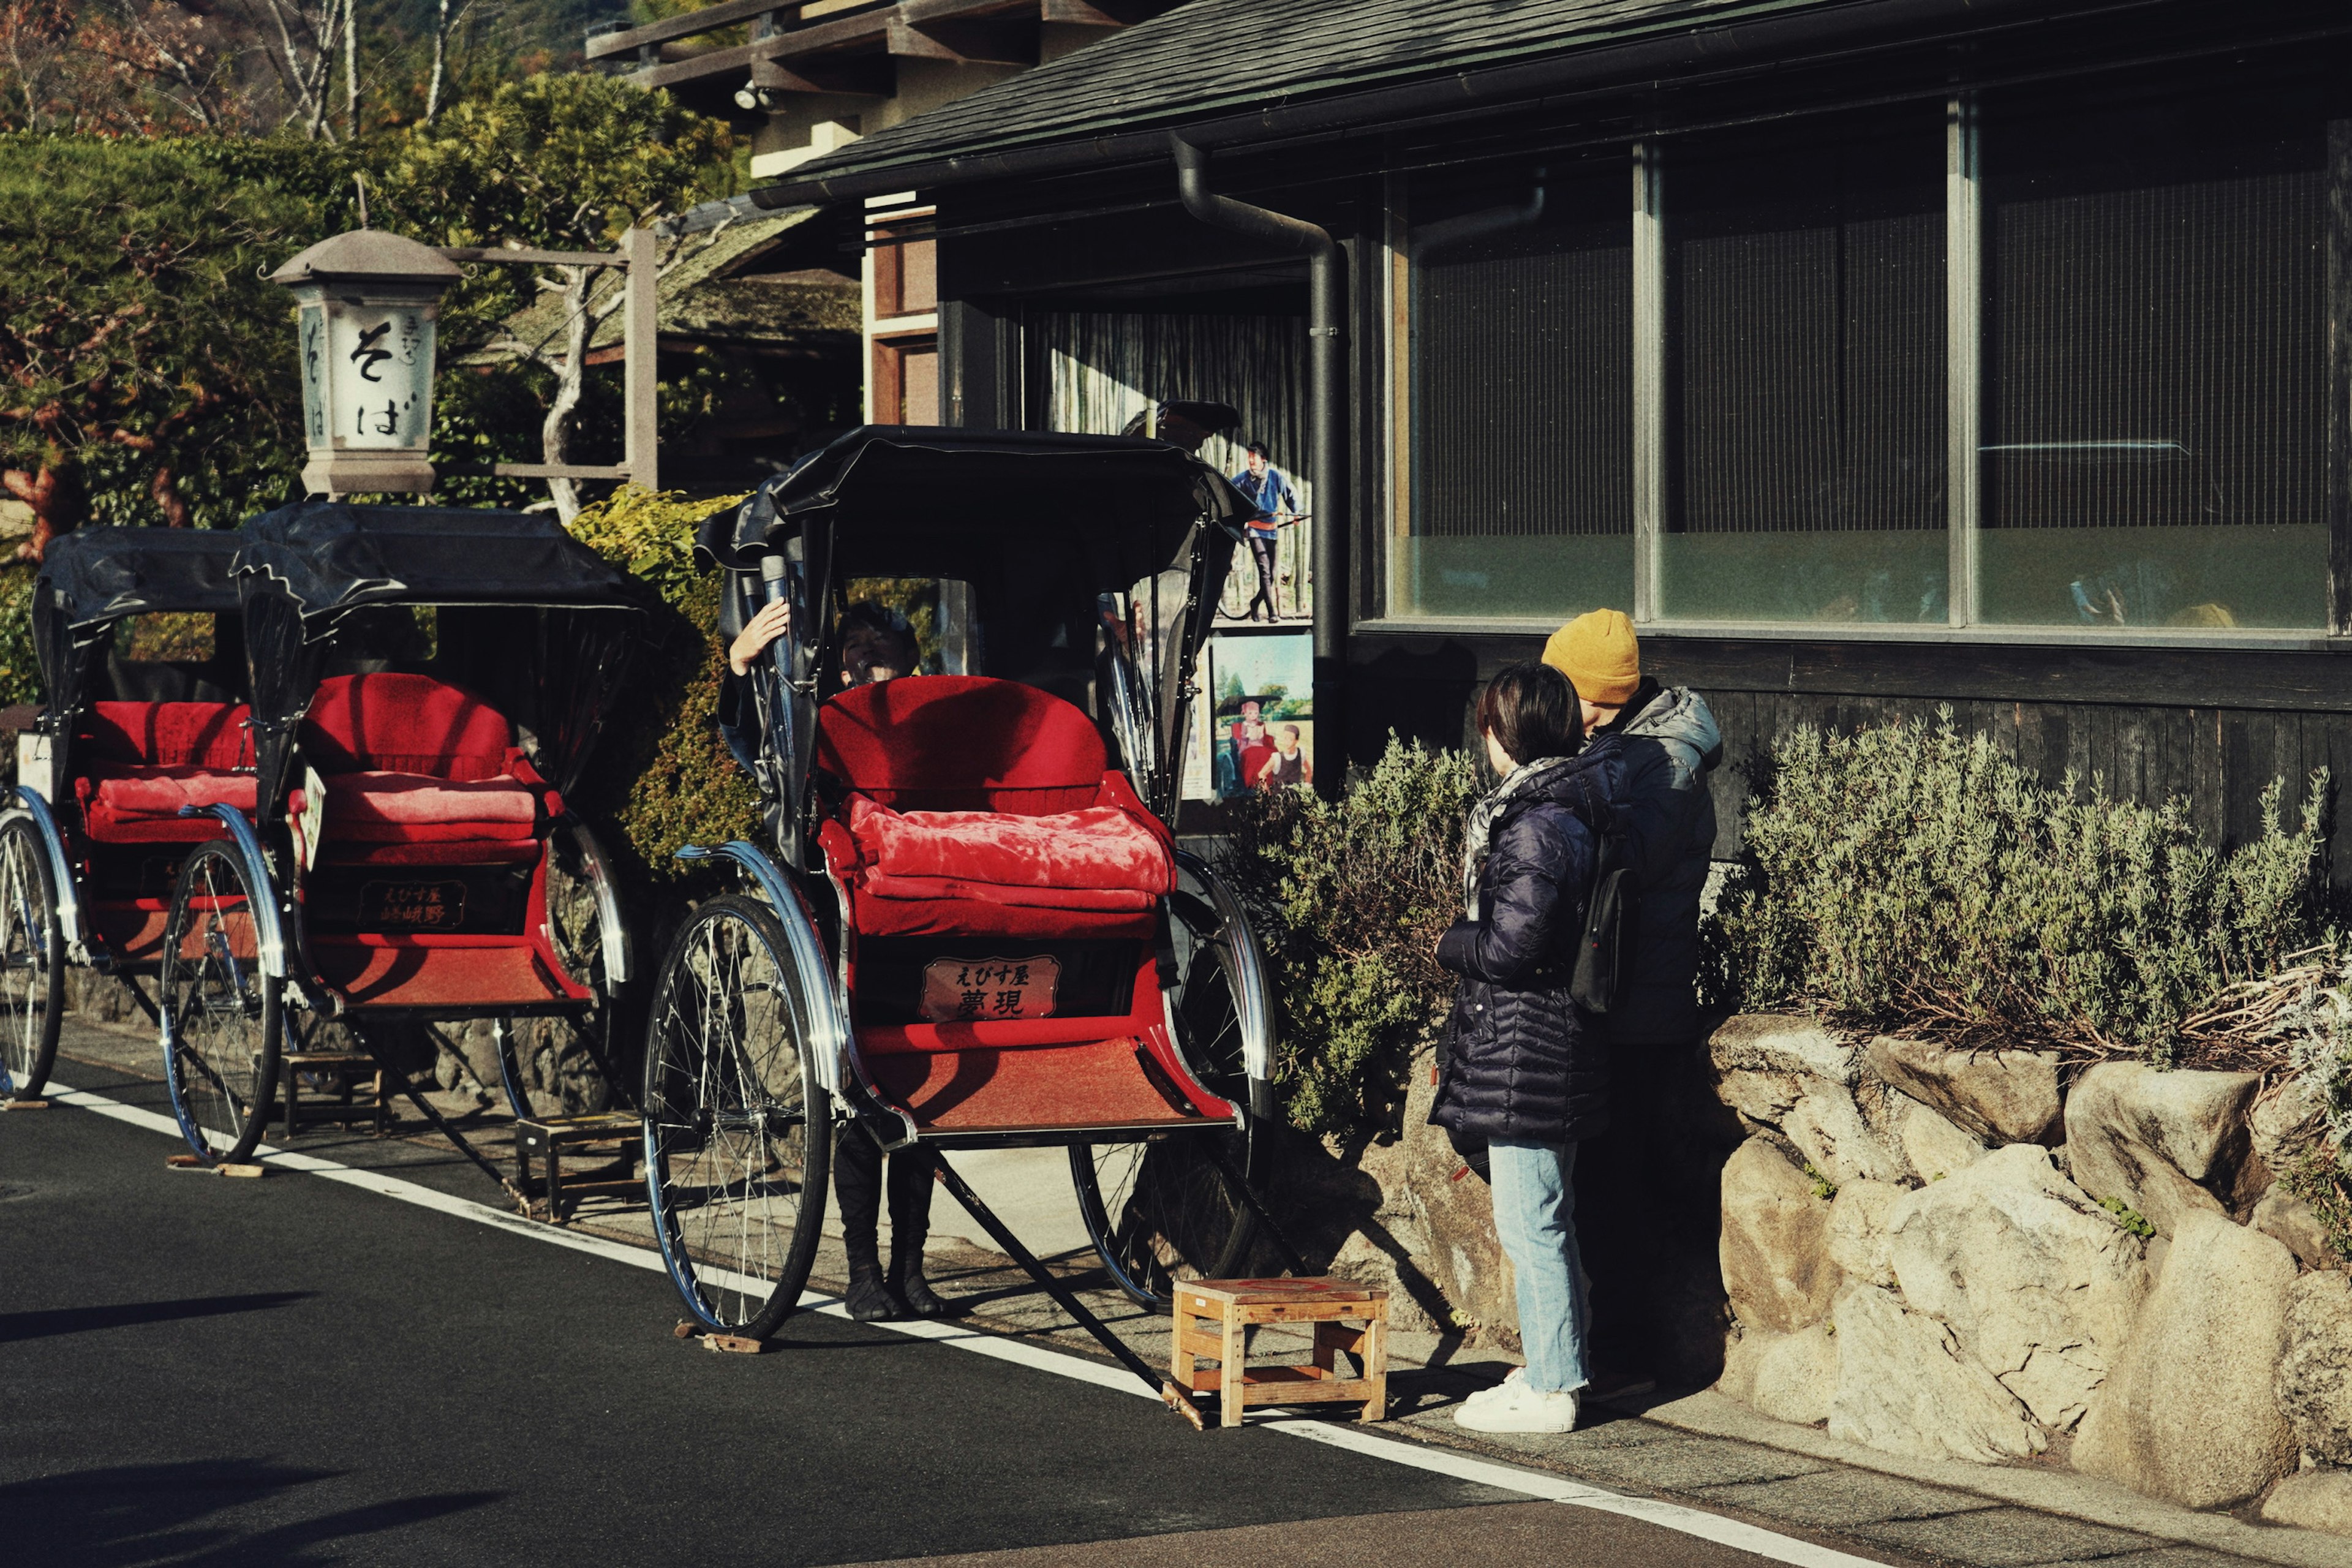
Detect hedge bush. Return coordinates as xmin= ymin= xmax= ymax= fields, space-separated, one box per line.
xmin=563 ymin=486 xmax=757 ymax=884
xmin=1705 ymin=712 xmax=2330 ymax=1057
xmin=1219 ymin=736 xmax=1482 ymax=1140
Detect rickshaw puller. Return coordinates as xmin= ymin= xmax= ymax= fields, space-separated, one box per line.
xmin=724 ymin=596 xmax=954 ymax=1322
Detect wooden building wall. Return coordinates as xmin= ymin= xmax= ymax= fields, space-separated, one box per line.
xmin=1347 ymin=632 xmax=2352 ymax=881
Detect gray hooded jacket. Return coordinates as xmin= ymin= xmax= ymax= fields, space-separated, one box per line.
xmin=1599 ymin=681 xmax=1722 ymax=1046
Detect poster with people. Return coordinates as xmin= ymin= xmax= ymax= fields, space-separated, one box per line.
xmin=1199 ymin=629 xmax=1313 ymax=799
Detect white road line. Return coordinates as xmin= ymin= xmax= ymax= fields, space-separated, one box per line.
xmin=43 ymin=1074 xmax=1882 ymax=1568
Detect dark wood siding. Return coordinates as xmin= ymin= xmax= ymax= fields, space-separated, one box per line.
xmin=1348 ymin=631 xmax=2352 ymax=877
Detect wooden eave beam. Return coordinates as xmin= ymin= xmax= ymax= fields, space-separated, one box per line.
xmin=589 ymin=0 xmax=893 ymax=61
xmin=888 ymin=14 xmax=1037 ymax=66
xmin=627 ymin=11 xmax=894 ymax=90
xmin=1038 ymin=0 xmax=1159 ymax=24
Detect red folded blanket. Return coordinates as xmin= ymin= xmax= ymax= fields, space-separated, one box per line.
xmin=85 ymin=767 xmax=259 ymax=817
xmin=324 ymin=772 xmax=540 ymax=826
xmin=847 ymin=795 xmax=1175 ymax=899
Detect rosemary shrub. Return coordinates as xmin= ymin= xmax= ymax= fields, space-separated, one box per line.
xmin=1220 ymin=736 xmax=1483 ymax=1139
xmin=1705 ymin=712 xmax=2329 ymax=1058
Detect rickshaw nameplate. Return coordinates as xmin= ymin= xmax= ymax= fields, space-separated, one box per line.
xmin=359 ymin=879 xmax=468 ymax=930
xmin=918 ymin=954 xmax=1060 ymax=1023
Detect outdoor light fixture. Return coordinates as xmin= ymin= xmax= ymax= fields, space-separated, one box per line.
xmin=270 ymin=230 xmax=462 ymax=497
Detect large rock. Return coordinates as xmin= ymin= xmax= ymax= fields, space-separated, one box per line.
xmin=1784 ymin=1084 xmax=1904 ymax=1188
xmin=2261 ymin=1469 xmax=2352 ymax=1537
xmin=2074 ymin=1210 xmax=2299 ymax=1509
xmin=2251 ymin=1074 xmax=2331 ymax=1175
xmin=1827 ymin=1180 xmax=1901 ymax=1289
xmin=1721 ymin=1322 xmax=1837 ymax=1427
xmin=1887 ymin=1145 xmax=2150 ymax=1431
xmin=2277 ymin=1271 xmax=2352 ymax=1467
xmin=1828 ymin=1285 xmax=2046 ymax=1463
xmin=1711 ymin=1015 xmax=1861 ymax=1087
xmin=1720 ymin=1137 xmax=1838 ymax=1335
xmin=1891 ymin=1093 xmax=1989 ymax=1183
xmin=1865 ymin=1036 xmax=2064 ymax=1145
xmin=2065 ymin=1063 xmax=2266 ymax=1237
xmin=1717 ymin=1069 xmax=1804 ymax=1130
xmin=1396 ymin=1071 xmax=1518 ymax=1343
xmin=2254 ymin=1184 xmax=2343 ymax=1273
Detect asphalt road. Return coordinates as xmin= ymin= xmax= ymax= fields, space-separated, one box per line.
xmin=2 ymin=1089 xmax=1828 ymax=1568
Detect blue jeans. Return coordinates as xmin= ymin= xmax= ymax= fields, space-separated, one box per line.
xmin=1489 ymin=1139 xmax=1591 ymax=1395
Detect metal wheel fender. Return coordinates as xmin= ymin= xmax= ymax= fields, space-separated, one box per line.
xmin=9 ymin=787 xmax=85 ymax=966
xmin=1173 ymin=847 xmax=1278 ymax=1118
xmin=675 ymin=841 xmax=851 ymax=1103
xmin=554 ymin=813 xmax=633 ymax=988
xmin=176 ymin=805 xmax=288 ymax=981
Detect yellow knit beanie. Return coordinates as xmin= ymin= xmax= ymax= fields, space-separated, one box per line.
xmin=1543 ymin=609 xmax=1640 ymax=706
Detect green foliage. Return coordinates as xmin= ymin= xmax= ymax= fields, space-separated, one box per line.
xmin=0 ymin=567 xmax=39 ymax=706
xmin=0 ymin=132 xmax=360 ymax=532
xmin=564 ymin=485 xmax=758 ymax=881
xmin=1221 ymin=736 xmax=1484 ymax=1139
xmin=376 ymin=73 xmax=734 ymax=343
xmin=1803 ymin=1163 xmax=1838 ymax=1202
xmin=2098 ymin=1196 xmax=2157 ymax=1239
xmin=1705 ymin=712 xmax=2330 ymax=1055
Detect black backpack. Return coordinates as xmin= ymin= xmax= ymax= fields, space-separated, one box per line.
xmin=1555 ymin=767 xmax=1637 ymax=1012
xmin=1571 ymin=826 xmax=1638 ymax=1012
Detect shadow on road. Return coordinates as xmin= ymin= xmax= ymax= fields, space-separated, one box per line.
xmin=0 ymin=1291 xmax=317 ymax=1344
xmin=0 ymin=1458 xmax=497 ymax=1566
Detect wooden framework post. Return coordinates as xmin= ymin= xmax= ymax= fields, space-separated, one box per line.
xmin=2326 ymin=118 xmax=2351 ymax=637
xmin=622 ymin=225 xmax=660 ymax=495
xmin=1630 ymin=140 xmax=1665 ymax=625
xmin=1947 ymin=95 xmax=1983 ymax=628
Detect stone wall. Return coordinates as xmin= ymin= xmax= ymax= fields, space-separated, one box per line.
xmin=1706 ymin=1014 xmax=2351 ymax=1532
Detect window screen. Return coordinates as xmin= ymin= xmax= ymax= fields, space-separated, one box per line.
xmin=1660 ymin=109 xmax=1947 ymax=624
xmin=1980 ymin=79 xmax=2331 ymax=629
xmin=1402 ymin=162 xmax=1632 ymax=619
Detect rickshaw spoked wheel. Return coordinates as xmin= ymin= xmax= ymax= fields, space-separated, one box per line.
xmin=642 ymin=893 xmax=829 ymax=1338
xmin=0 ymin=815 xmax=63 ymax=1102
xmin=159 ymin=839 xmax=282 ymax=1165
xmin=1071 ymin=861 xmax=1266 ymax=1311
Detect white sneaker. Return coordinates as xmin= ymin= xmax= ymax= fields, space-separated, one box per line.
xmin=1459 ymin=1366 xmax=1526 ymax=1413
xmin=1453 ymin=1379 xmax=1580 ymax=1434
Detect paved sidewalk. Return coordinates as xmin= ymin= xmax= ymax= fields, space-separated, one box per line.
xmin=41 ymin=1013 xmax=2346 ymax=1568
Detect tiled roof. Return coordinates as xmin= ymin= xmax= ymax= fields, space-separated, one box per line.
xmin=772 ymin=0 xmax=1834 ymax=184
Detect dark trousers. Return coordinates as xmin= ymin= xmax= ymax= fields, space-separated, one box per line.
xmin=835 ymin=1126 xmax=935 ymax=1259
xmin=1574 ymin=1036 xmax=1688 ymax=1378
xmin=1245 ymin=536 xmax=1277 ymax=619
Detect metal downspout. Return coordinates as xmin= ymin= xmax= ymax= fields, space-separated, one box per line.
xmin=1172 ymin=135 xmax=1344 ymax=797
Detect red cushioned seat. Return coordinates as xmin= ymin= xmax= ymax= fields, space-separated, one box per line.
xmin=815 ymin=676 xmax=1173 ymax=939
xmin=298 ymin=674 xmax=556 ymax=865
xmin=74 ymin=701 xmax=255 ymax=844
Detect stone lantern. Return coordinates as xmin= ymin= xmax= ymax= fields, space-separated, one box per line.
xmin=270 ymin=230 xmax=462 ymax=497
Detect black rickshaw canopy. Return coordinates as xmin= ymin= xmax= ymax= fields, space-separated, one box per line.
xmin=700 ymin=427 xmax=1254 ymax=860
xmin=32 ymin=527 xmax=249 ymax=792
xmin=233 ymin=502 xmax=649 ymax=816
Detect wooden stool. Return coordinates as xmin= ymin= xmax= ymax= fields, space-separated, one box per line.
xmin=515 ymin=1112 xmax=644 ymax=1223
xmin=1170 ymin=1278 xmax=1387 ymax=1428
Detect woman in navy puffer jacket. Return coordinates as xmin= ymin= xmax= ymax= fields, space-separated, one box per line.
xmin=1433 ymin=661 xmax=1627 ymax=1434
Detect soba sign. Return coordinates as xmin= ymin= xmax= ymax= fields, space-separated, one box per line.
xmin=270 ymin=230 xmax=461 ymax=497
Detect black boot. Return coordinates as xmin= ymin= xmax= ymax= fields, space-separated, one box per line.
xmin=884 ymin=1150 xmax=950 ymax=1316
xmin=835 ymin=1126 xmax=894 ymax=1321
xmin=845 ymin=1253 xmax=895 ymax=1321
xmin=888 ymin=1234 xmax=948 ymax=1317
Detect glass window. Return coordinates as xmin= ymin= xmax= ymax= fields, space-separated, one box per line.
xmin=1979 ymin=79 xmax=2332 ymax=629
xmin=1398 ymin=161 xmax=1632 ymax=619
xmin=1659 ymin=109 xmax=1947 ymax=624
